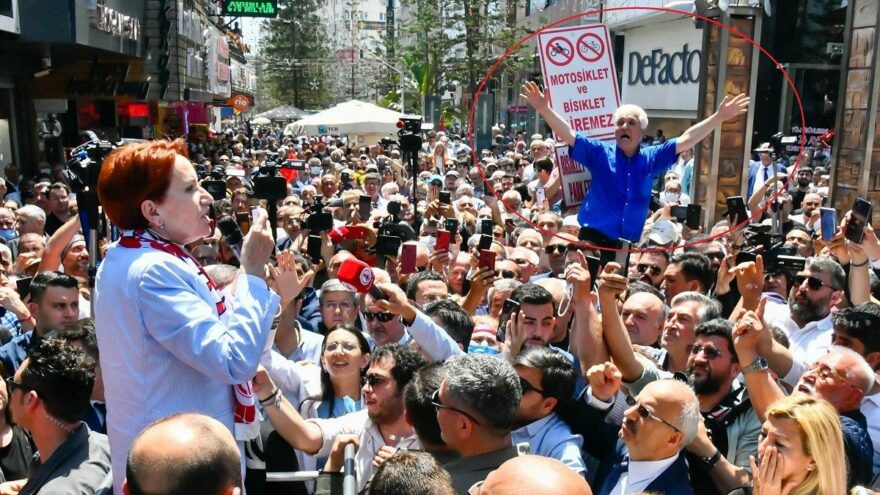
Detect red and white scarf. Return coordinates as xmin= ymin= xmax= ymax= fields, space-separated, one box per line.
xmin=119 ymin=229 xmax=259 ymax=440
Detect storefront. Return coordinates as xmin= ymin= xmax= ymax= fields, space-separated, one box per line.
xmin=618 ymin=17 xmax=702 ymax=137
xmin=0 ymin=0 xmax=20 ymax=172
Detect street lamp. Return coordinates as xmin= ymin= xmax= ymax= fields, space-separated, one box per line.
xmin=361 ymin=50 xmax=406 ymax=113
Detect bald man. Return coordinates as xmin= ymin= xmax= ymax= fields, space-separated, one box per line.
xmin=123 ymin=413 xmax=242 ymax=495
xmin=479 ymin=455 xmax=592 ymax=495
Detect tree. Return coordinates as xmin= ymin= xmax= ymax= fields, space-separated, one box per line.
xmin=260 ymin=0 xmax=332 ymax=109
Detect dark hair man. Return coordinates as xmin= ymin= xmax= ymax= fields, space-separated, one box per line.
xmin=124 ymin=413 xmax=241 ymax=495
xmin=5 ymin=338 xmax=110 ymax=494
xmin=0 ymin=271 xmax=79 ymax=375
xmin=369 ymin=450 xmax=455 ymax=495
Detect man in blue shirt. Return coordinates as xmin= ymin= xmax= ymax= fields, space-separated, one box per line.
xmin=520 ymin=81 xmax=749 ymax=246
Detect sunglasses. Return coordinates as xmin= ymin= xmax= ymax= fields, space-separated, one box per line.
xmin=689 ymin=344 xmax=722 ymax=360
xmin=626 ymin=395 xmax=680 ymax=433
xmin=545 ymin=245 xmax=571 ymax=255
xmin=5 ymin=376 xmax=33 ymax=395
xmin=500 ymin=270 xmax=517 ymax=279
xmin=431 ymin=389 xmax=482 ymax=425
xmin=794 ymin=275 xmax=835 ymax=291
xmin=519 ymin=376 xmax=545 ymax=396
xmin=637 ymin=263 xmax=662 ymax=276
xmin=363 ymin=311 xmax=395 ymax=323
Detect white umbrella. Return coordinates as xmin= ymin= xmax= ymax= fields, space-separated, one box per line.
xmin=289 ymin=100 xmax=402 ymax=136
xmin=250 ymin=117 xmax=271 ymax=125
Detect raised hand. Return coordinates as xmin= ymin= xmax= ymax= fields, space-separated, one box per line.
xmin=586 ymin=361 xmax=622 ymax=402
xmin=597 ymin=262 xmax=627 ymax=303
xmin=564 ymin=250 xmax=593 ymax=300
xmin=520 ymin=81 xmax=550 ymax=112
xmin=269 ymin=250 xmax=315 ymax=306
xmin=717 ymin=93 xmax=750 ymax=121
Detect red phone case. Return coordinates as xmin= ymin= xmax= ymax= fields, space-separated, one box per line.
xmin=478 ymin=249 xmax=496 ymax=271
xmin=435 ymin=230 xmax=451 ymax=251
xmin=400 ymin=244 xmax=418 ymax=274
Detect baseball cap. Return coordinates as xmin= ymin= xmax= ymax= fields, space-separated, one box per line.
xmin=647 ymin=220 xmax=677 ymax=246
xmin=425 ymin=174 xmax=443 ymax=186
xmin=446 ymin=170 xmax=460 ymax=178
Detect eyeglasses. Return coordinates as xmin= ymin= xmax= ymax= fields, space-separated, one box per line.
xmin=626 ymin=395 xmax=680 ymax=433
xmin=805 ymin=363 xmax=862 ymax=390
xmin=512 ymin=258 xmax=535 ymax=267
xmin=545 ymin=245 xmax=570 ymax=255
xmin=689 ymin=344 xmax=722 ymax=360
xmin=324 ymin=301 xmax=355 ymax=311
xmin=365 ymin=373 xmax=389 ymax=388
xmin=519 ymin=376 xmax=545 ymax=396
xmin=363 ymin=311 xmax=395 ymax=322
xmin=637 ymin=263 xmax=663 ymax=276
xmin=794 ymin=275 xmax=836 ymax=291
xmin=500 ymin=270 xmax=517 ymax=279
xmin=5 ymin=377 xmax=33 ymax=395
xmin=431 ymin=389 xmax=482 ymax=425
xmin=325 ymin=341 xmax=359 ymax=353
xmin=706 ymin=252 xmax=725 ymax=261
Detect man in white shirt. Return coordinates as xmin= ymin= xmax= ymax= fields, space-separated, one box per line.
xmin=765 ymin=257 xmax=844 ymax=364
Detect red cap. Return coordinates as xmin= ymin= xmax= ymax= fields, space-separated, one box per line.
xmin=337 ymin=258 xmax=375 ymax=294
xmin=329 ymin=225 xmax=349 ymax=244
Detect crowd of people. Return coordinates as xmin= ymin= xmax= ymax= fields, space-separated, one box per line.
xmin=0 ymin=87 xmax=874 ymax=495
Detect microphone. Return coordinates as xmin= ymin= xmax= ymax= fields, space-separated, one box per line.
xmin=216 ymin=216 xmax=243 ymax=261
xmin=337 ymin=258 xmax=387 ymax=301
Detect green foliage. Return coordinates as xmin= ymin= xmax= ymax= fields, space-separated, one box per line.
xmin=259 ymin=0 xmax=331 ymax=108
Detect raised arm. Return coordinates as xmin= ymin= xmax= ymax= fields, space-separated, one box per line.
xmin=676 ymin=94 xmax=749 ymax=154
xmin=731 ymin=303 xmax=786 ymax=422
xmin=596 ymin=263 xmax=644 ymax=382
xmin=520 ymin=82 xmax=575 ymax=147
xmin=252 ymin=367 xmax=325 ymax=454
xmin=38 ymin=215 xmax=81 ymax=273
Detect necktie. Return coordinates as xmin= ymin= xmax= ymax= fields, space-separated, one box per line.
xmin=763 ymin=166 xmax=770 ymax=183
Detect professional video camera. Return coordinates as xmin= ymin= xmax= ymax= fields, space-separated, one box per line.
xmin=63 ymin=137 xmax=118 ymax=195
xmin=396 ymin=116 xmax=423 ymax=153
xmin=372 ymin=200 xmax=416 ymax=257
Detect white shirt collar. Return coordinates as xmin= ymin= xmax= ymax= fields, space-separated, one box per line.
xmin=614 ymin=454 xmax=679 ymax=494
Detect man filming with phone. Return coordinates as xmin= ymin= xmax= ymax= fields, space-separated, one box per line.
xmin=520 ymin=82 xmax=749 ymax=247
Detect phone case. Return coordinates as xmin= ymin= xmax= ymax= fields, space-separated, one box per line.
xmin=435 ymin=230 xmax=451 ymax=251
xmin=400 ymin=244 xmax=418 ymax=274
xmin=478 ymin=249 xmax=496 ymax=270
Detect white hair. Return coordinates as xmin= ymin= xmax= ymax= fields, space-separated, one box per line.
xmin=380 ymin=182 xmax=399 ymax=199
xmin=829 ymin=345 xmax=874 ymax=393
xmin=613 ymin=104 xmax=649 ymax=130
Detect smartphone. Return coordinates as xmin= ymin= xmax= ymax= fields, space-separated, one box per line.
xmin=478 ymin=249 xmax=496 ymax=271
xmin=359 ymin=195 xmax=372 ymax=220
xmin=478 ymin=234 xmax=493 ymax=251
xmin=445 ymin=219 xmax=459 ymax=234
xmin=535 ymin=187 xmax=546 ymax=205
xmin=439 ymin=191 xmax=451 ymax=205
xmin=236 ymin=211 xmax=251 ymax=235
xmin=614 ymin=239 xmax=631 ymax=275
xmin=820 ymin=207 xmax=837 ymax=241
xmin=736 ymin=251 xmax=758 ymax=265
xmin=307 ymin=235 xmax=322 ymax=263
xmin=376 ymin=234 xmax=401 ymax=257
xmin=400 ymin=244 xmax=418 ymax=274
xmin=670 ymin=205 xmax=688 ymax=222
xmin=435 ymin=229 xmax=451 ymax=251
xmin=845 ymin=198 xmax=872 ymax=244
xmin=586 ymin=255 xmax=601 ymax=287
xmin=497 ymin=298 xmax=521 ymax=343
xmin=727 ymin=196 xmax=749 ymax=225
xmin=686 ymin=204 xmax=702 ymax=231
xmin=15 ymin=277 xmax=32 ymax=298
xmin=480 ymin=219 xmax=494 ymax=235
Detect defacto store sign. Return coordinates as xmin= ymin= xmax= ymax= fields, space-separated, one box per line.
xmin=555 ymin=146 xmax=592 ymax=207
xmin=621 ymin=18 xmax=702 ymax=113
xmin=222 ymin=0 xmax=278 ymax=17
xmin=537 ymin=24 xmax=620 ymax=141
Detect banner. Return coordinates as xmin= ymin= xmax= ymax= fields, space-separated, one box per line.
xmin=556 ymin=145 xmax=591 ymax=207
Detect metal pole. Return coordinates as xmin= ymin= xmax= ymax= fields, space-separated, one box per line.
xmin=343 ymin=443 xmax=357 ymax=495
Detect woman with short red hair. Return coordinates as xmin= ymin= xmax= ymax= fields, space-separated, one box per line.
xmin=93 ymin=138 xmax=279 ymax=493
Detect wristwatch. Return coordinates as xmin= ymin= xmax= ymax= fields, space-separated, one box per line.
xmin=696 ymin=449 xmax=722 ymax=472
xmin=742 ymin=356 xmax=769 ymax=375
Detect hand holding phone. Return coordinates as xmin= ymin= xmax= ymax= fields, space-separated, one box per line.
xmin=478 ymin=249 xmax=496 ymax=271
xmin=400 ymin=244 xmax=418 ymax=274
xmin=820 ymin=207 xmax=837 ymax=241
xmin=435 ymin=229 xmax=451 ymax=251
xmin=846 ymin=198 xmax=873 ymax=244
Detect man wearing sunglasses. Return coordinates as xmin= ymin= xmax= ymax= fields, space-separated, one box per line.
xmin=5 ymin=338 xmax=111 ymax=495
xmin=254 ymin=345 xmax=427 ymax=494
xmin=578 ymin=362 xmax=700 ymax=495
xmin=510 ymin=347 xmax=585 ymax=476
xmin=765 ymin=257 xmax=845 ymax=364
xmin=364 ymin=294 xmax=410 ymax=348
xmin=628 ymin=251 xmax=669 ymax=289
